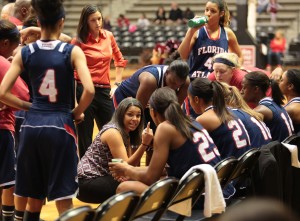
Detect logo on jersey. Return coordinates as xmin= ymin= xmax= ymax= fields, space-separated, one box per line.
xmin=197 ymin=46 xmax=226 ymax=55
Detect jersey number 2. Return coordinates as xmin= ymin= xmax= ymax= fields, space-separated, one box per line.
xmin=39 ymin=69 xmax=58 ymax=102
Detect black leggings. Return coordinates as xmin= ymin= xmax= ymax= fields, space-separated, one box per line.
xmin=76 ymin=85 xmax=113 ymax=158
xmin=77 ymin=176 xmax=120 ymax=204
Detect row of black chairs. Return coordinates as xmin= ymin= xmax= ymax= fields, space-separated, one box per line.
xmin=56 ymin=147 xmax=261 ymax=221
xmin=112 ymin=25 xmax=187 ymax=50
xmin=111 ymin=25 xmax=188 ymax=35
xmin=116 ymin=37 xmax=183 ymax=49
xmin=114 ymin=30 xmax=186 ymax=39
xmin=115 ymin=34 xmax=184 ymax=43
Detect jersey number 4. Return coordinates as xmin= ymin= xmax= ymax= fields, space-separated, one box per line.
xmin=39 ymin=69 xmax=58 ymax=102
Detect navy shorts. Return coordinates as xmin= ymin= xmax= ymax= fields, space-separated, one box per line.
xmin=15 ymin=111 xmax=79 ymax=201
xmin=14 ymin=110 xmax=26 ymax=153
xmin=0 ymin=129 xmax=15 ymax=187
xmin=112 ymin=89 xmax=127 ymax=110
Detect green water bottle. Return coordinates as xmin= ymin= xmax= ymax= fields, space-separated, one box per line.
xmin=188 ymin=16 xmax=209 ymax=28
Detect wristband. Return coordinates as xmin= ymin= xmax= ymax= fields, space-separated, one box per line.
xmin=142 ymin=143 xmax=153 ymax=152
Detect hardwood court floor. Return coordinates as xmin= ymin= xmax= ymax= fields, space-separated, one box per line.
xmin=40 ymin=199 xmax=98 ymax=220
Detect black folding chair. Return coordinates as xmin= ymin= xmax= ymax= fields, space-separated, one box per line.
xmin=229 ymin=148 xmax=261 ymax=182
xmin=56 ymin=205 xmax=95 ymax=221
xmin=229 ymin=148 xmax=261 ymax=198
xmin=165 ymin=169 xmax=205 ymax=221
xmin=138 ymin=169 xmax=206 ymax=221
xmin=283 ymin=134 xmax=300 ymax=146
xmin=214 ymin=157 xmax=238 ymax=188
xmin=129 ymin=177 xmax=179 ymax=221
xmin=94 ymin=191 xmax=140 ymax=221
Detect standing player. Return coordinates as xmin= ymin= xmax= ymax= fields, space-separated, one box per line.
xmin=178 ymin=0 xmax=242 ymax=79
xmin=0 ymin=19 xmax=29 ymax=221
xmin=178 ymin=0 xmax=242 ymax=119
xmin=0 ymin=0 xmax=95 ymax=220
xmin=241 ymin=71 xmax=294 ymax=141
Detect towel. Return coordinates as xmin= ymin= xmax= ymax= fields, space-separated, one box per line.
xmin=281 ymin=142 xmax=300 ymax=168
xmin=170 ymin=164 xmax=226 ymax=217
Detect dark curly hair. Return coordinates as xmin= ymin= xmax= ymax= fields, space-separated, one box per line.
xmin=31 ymin=0 xmax=65 ymax=27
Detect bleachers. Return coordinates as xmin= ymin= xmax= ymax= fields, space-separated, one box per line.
xmin=124 ymin=0 xmax=236 ymax=23
xmin=112 ymin=24 xmax=188 ymax=63
xmin=63 ymin=0 xmax=112 ymax=36
xmin=1 ymin=0 xmax=299 ymax=38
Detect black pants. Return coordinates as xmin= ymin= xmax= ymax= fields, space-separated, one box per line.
xmin=76 ymin=85 xmax=113 ymax=158
xmin=77 ymin=176 xmax=120 ymax=204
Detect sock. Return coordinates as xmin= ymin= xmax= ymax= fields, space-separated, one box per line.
xmin=23 ymin=211 xmax=40 ymax=221
xmin=2 ymin=205 xmax=14 ymax=221
xmin=14 ymin=210 xmax=24 ymax=221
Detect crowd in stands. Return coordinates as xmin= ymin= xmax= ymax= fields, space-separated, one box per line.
xmin=0 ymin=0 xmax=300 ymax=220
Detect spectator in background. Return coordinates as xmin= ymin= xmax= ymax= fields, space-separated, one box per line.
xmin=117 ymin=14 xmax=130 ymax=28
xmin=257 ymin=0 xmax=269 ymax=14
xmin=0 ymin=2 xmax=14 ymax=20
xmin=167 ymin=2 xmax=183 ymax=25
xmin=103 ymin=16 xmax=112 ymax=31
xmin=266 ymin=29 xmax=286 ymax=72
xmin=139 ymin=39 xmax=181 ymax=66
xmin=229 ymin=11 xmax=237 ymax=31
xmin=267 ymin=0 xmax=281 ymax=23
xmin=150 ymin=39 xmax=181 ymax=65
xmin=183 ymin=7 xmax=194 ymax=24
xmin=137 ymin=13 xmax=150 ymax=29
xmin=154 ymin=6 xmax=166 ymax=25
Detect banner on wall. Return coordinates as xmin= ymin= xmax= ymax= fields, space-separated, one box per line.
xmin=240 ymin=45 xmax=256 ymax=67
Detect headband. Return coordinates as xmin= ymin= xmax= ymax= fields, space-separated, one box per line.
xmin=149 ymin=97 xmax=156 ymax=111
xmin=188 ymin=83 xmax=197 ymax=96
xmin=214 ymin=57 xmax=235 ymax=67
xmin=2 ymin=27 xmax=20 ymax=38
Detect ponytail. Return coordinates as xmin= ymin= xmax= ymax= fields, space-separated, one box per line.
xmin=270 ymin=79 xmax=285 ymax=106
xmin=221 ymin=82 xmax=264 ymax=121
xmin=189 ymin=78 xmax=233 ymax=123
xmin=211 ymin=81 xmax=233 ymax=123
xmin=150 ymin=88 xmax=193 ymax=140
xmin=245 ymin=71 xmax=284 ymax=106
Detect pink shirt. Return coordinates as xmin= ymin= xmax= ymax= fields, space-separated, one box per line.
xmin=270 ymin=38 xmax=286 ymax=53
xmin=0 ymin=56 xmax=29 ymax=131
xmin=208 ymin=68 xmax=246 ymax=90
xmin=208 ymin=67 xmax=271 ymax=108
xmin=8 ymin=16 xmax=23 ymax=26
